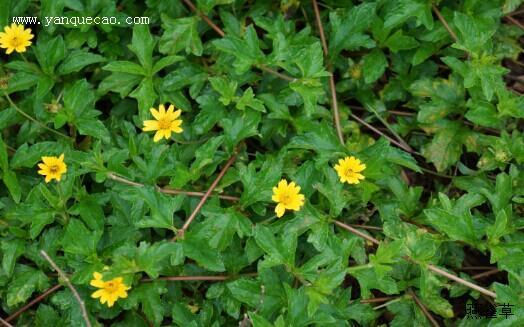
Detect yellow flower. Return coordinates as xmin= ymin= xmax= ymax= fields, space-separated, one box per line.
xmin=271 ymin=179 xmax=305 ymax=218
xmin=0 ymin=23 xmax=34 ymax=54
xmin=90 ymin=272 xmax=131 ymax=308
xmin=142 ymin=104 xmax=183 ymax=142
xmin=37 ymin=154 xmax=67 ymax=183
xmin=334 ymin=156 xmax=366 ymax=184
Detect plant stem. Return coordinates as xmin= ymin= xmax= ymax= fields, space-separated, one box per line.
xmin=311 ymin=0 xmax=344 ymax=145
xmin=40 ymin=250 xmax=93 ymax=327
xmin=408 ymin=289 xmax=440 ymax=327
xmin=106 ymin=172 xmax=240 ymax=201
xmin=4 ymin=284 xmax=63 ymax=324
xmin=3 ymin=92 xmax=71 ymax=140
xmin=174 ymin=152 xmax=238 ymax=240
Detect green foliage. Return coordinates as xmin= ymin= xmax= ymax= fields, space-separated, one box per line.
xmin=1 ymin=0 xmax=523 ymax=326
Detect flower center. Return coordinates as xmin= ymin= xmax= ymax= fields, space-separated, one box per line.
xmin=157 ymin=117 xmax=172 ymax=130
xmin=105 ymin=281 xmax=119 ymax=293
xmin=49 ymin=165 xmax=59 ymax=174
xmin=279 ymin=193 xmax=292 ymax=206
xmin=11 ymin=36 xmax=20 ymax=47
xmin=345 ymin=168 xmax=354 ymax=177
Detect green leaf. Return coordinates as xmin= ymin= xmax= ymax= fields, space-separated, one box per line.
xmin=362 ymin=48 xmax=387 ymax=84
xmin=133 ymin=186 xmax=183 ymax=230
xmin=249 ymin=312 xmax=274 ymax=327
xmin=452 ymin=12 xmax=497 ymax=55
xmin=328 ymin=3 xmax=376 ymax=57
xmin=76 ymin=118 xmax=111 ymax=143
xmin=227 ymin=278 xmax=262 ymax=307
xmin=196 ymin=0 xmax=233 ymax=14
xmin=57 ymin=50 xmax=106 ymax=75
xmin=152 ymin=55 xmax=183 ymax=74
xmin=102 ymin=61 xmax=146 ymax=75
xmin=136 ymin=241 xmax=178 ymax=278
xmin=384 ymin=29 xmax=419 ymax=53
xmin=122 ymin=282 xmax=167 ymax=326
xmin=190 ymin=135 xmax=224 ymax=175
xmin=200 ymin=205 xmax=252 ymax=250
xmin=315 ymin=166 xmax=350 ymax=216
xmin=236 ymin=87 xmax=266 ymax=112
xmin=7 ymin=267 xmax=49 ymax=307
xmin=1 ymin=239 xmax=25 ymax=277
xmin=0 ymin=135 xmax=8 ymax=171
xmin=183 ymin=231 xmax=226 ymax=272
xmin=2 ymin=170 xmax=21 ymax=203
xmin=69 ymin=194 xmax=104 ymax=230
xmin=209 ymin=76 xmax=238 ymax=105
xmin=349 ymin=267 xmax=399 ymax=298
xmin=424 ymin=193 xmax=484 ymax=247
xmin=129 ymin=24 xmax=156 ymax=70
xmin=0 ymin=0 xmax=10 ymax=27
xmin=465 ymin=100 xmax=501 ymax=128
xmin=421 ymin=121 xmax=469 ymax=172
xmin=63 ymin=79 xmax=96 ymax=117
xmin=254 ymin=225 xmax=297 ymax=267
xmin=219 ymin=109 xmax=261 ymax=151
xmin=159 ymin=15 xmax=203 ymax=56
xmin=288 ymin=121 xmax=346 ymax=154
xmin=34 ymin=35 xmax=66 ymax=75
xmin=384 ymin=0 xmax=433 ymax=30
xmin=61 ymin=220 xmax=101 ymax=256
xmin=239 ymin=154 xmax=283 ymax=208
xmin=213 ymin=25 xmax=265 ymax=74
xmin=130 ymin=78 xmax=157 ymax=119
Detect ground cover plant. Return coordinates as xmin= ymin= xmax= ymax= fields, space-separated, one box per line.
xmin=0 ymin=0 xmax=523 ymax=326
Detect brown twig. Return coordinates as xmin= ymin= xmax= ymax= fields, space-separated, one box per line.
xmin=142 ymin=272 xmax=257 ymax=282
xmin=4 ymin=284 xmax=63 ymax=323
xmin=311 ymin=0 xmax=344 ymax=145
xmin=507 ymin=8 xmax=524 ymax=16
xmin=408 ymin=289 xmax=440 ymax=327
xmin=426 ymin=264 xmax=497 ymax=298
xmin=181 ymin=0 xmax=225 ymax=36
xmin=174 ymin=153 xmax=238 ymax=240
xmin=349 ymin=224 xmax=383 ymax=231
xmin=333 ymin=220 xmax=380 ymax=245
xmin=181 ymin=0 xmax=294 ymax=82
xmin=239 ymin=314 xmax=251 ymax=327
xmin=460 ymin=266 xmax=497 ymax=271
xmin=258 ymin=65 xmax=295 ymax=82
xmin=0 ymin=317 xmax=13 ymax=327
xmin=40 ymin=250 xmax=92 ymax=327
xmin=359 ymin=296 xmax=398 ymax=304
xmin=432 ymin=5 xmax=458 ymax=42
xmin=333 ymin=221 xmax=497 ymax=298
xmin=471 ymin=269 xmax=501 ymax=280
xmin=350 ymin=112 xmax=416 ymax=154
xmin=106 ymin=172 xmax=240 ymax=201
xmin=505 ymin=15 xmax=524 ymax=29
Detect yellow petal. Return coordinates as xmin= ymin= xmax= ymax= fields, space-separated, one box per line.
xmin=275 ymin=203 xmax=286 ymax=218
xmin=162 ymin=129 xmax=172 ymax=140
xmin=91 ymin=289 xmax=105 ymax=299
xmin=150 ymin=108 xmax=161 ymax=120
xmin=143 ymin=120 xmax=159 ymax=131
xmin=171 ymin=125 xmax=183 ymax=133
xmin=153 ymin=131 xmax=163 ymax=142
